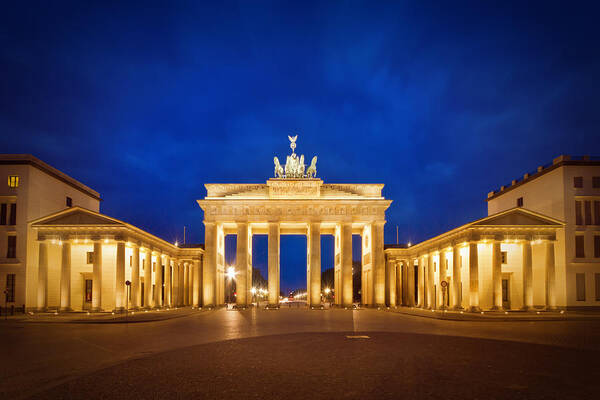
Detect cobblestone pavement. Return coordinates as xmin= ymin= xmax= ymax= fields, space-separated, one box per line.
xmin=2 ymin=307 xmax=599 ymax=399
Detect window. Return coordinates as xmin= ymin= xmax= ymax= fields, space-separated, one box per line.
xmin=7 ymin=236 xmax=16 ymax=258
xmin=86 ymin=252 xmax=94 ymax=264
xmin=596 ymin=201 xmax=600 ymax=226
xmin=153 ymin=262 xmax=156 ymax=272
xmin=501 ymin=251 xmax=507 ymax=264
xmin=5 ymin=274 xmax=15 ymax=302
xmin=434 ymin=262 xmax=436 ymax=272
xmin=7 ymin=175 xmax=19 ymax=188
xmin=595 ymin=236 xmax=600 ymax=258
xmin=576 ymin=273 xmax=586 ymax=301
xmin=0 ymin=204 xmax=5 ymax=225
xmin=9 ymin=203 xmax=16 ymax=225
xmin=574 ymin=176 xmax=583 ymax=188
xmin=585 ymin=201 xmax=592 ymax=225
xmin=575 ymin=201 xmax=583 ymax=225
xmin=596 ymin=274 xmax=600 ymax=301
xmin=66 ymin=197 xmax=72 ymax=207
xmin=516 ymin=197 xmax=523 ymax=207
xmin=445 ymin=259 xmax=448 ymax=270
xmin=575 ymin=236 xmax=585 ymax=258
xmin=130 ymin=255 xmax=132 ymax=267
xmin=85 ymin=280 xmax=93 ymax=302
xmin=593 ymin=176 xmax=600 ymax=188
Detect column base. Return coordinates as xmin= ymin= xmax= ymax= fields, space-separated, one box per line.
xmin=489 ymin=305 xmax=502 ymax=311
xmin=59 ymin=307 xmax=73 ymax=312
xmin=520 ymin=306 xmax=533 ymax=312
xmin=451 ymin=306 xmax=464 ymax=311
xmin=467 ymin=306 xmax=481 ymax=313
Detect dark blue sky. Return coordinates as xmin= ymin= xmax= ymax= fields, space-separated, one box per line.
xmin=1 ymin=1 xmax=598 ymax=291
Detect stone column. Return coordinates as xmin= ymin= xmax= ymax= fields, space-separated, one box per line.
xmin=183 ymin=263 xmax=189 ymax=305
xmin=427 ymin=254 xmax=435 ymax=309
xmin=372 ymin=222 xmax=385 ymax=307
xmin=451 ymin=245 xmax=462 ymax=309
xmin=172 ymin=261 xmax=179 ymax=307
xmin=37 ymin=241 xmax=48 ymax=311
xmin=439 ymin=250 xmax=447 ymax=309
xmin=193 ymin=259 xmax=201 ymax=307
xmin=203 ymin=222 xmax=217 ymax=307
xmin=59 ymin=241 xmax=72 ymax=311
xmin=396 ymin=261 xmax=403 ymax=306
xmin=236 ymin=222 xmax=249 ymax=307
xmin=545 ymin=241 xmax=556 ymax=309
xmin=468 ymin=242 xmax=480 ymax=312
xmin=386 ymin=259 xmax=396 ymax=307
xmin=407 ymin=260 xmax=415 ymax=307
xmin=491 ymin=240 xmax=502 ymax=310
xmin=131 ymin=245 xmax=140 ymax=309
xmin=144 ymin=249 xmax=152 ymax=309
xmin=522 ymin=240 xmax=533 ymax=310
xmin=308 ymin=222 xmax=321 ymax=307
xmin=115 ymin=241 xmax=126 ymax=311
xmin=178 ymin=261 xmax=184 ymax=306
xmin=92 ymin=241 xmax=102 ymax=311
xmin=268 ymin=222 xmax=280 ymax=307
xmin=340 ymin=223 xmax=353 ymax=308
xmin=188 ymin=263 xmax=193 ymax=306
xmin=165 ymin=256 xmax=171 ymax=307
xmin=402 ymin=260 xmax=408 ymax=305
xmin=154 ymin=253 xmax=163 ymax=307
xmin=417 ymin=258 xmax=424 ymax=307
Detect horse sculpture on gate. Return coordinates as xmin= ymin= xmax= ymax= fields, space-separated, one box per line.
xmin=273 ymin=135 xmax=318 ymax=179
xmin=274 ymin=157 xmax=284 ymax=178
xmin=306 ymin=156 xmax=317 ymax=178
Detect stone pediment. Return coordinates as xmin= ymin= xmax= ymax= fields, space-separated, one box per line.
xmin=32 ymin=207 xmax=124 ymax=226
xmin=472 ymin=208 xmax=563 ymax=227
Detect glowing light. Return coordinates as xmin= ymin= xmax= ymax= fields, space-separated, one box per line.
xmin=104 ymin=238 xmax=109 ymax=244
xmin=251 ymin=287 xmax=257 ymax=295
xmin=407 ymin=242 xmax=412 ymax=247
xmin=74 ymin=239 xmax=79 ymax=244
xmin=324 ymin=288 xmax=331 ymax=294
xmin=226 ymin=266 xmax=236 ymax=279
xmin=175 ymin=241 xmax=178 ymax=247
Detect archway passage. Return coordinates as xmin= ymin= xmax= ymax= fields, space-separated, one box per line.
xmin=198 ymin=179 xmax=391 ymax=309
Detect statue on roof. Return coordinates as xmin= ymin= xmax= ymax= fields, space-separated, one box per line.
xmin=273 ymin=135 xmax=317 ymax=179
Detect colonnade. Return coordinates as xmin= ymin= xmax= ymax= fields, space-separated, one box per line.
xmin=36 ymin=239 xmax=202 ymax=312
xmin=386 ymin=239 xmax=557 ymax=311
xmin=202 ymin=220 xmax=386 ymax=308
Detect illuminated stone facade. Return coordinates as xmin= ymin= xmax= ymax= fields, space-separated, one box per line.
xmin=198 ymin=179 xmax=392 ymax=307
xmin=2 ymin=151 xmax=597 ymax=312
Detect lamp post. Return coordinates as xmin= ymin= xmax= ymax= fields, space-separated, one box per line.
xmin=125 ymin=280 xmax=131 ymax=321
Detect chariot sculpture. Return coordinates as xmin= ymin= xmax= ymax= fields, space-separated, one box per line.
xmin=273 ymin=135 xmax=317 ymax=179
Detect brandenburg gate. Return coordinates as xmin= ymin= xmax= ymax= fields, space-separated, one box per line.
xmin=197 ymin=136 xmax=392 ymax=308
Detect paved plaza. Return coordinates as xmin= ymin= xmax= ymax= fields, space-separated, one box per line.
xmin=1 ymin=308 xmax=600 ymax=399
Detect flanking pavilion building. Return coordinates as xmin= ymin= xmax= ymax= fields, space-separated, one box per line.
xmin=0 ymin=146 xmax=598 ymax=312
